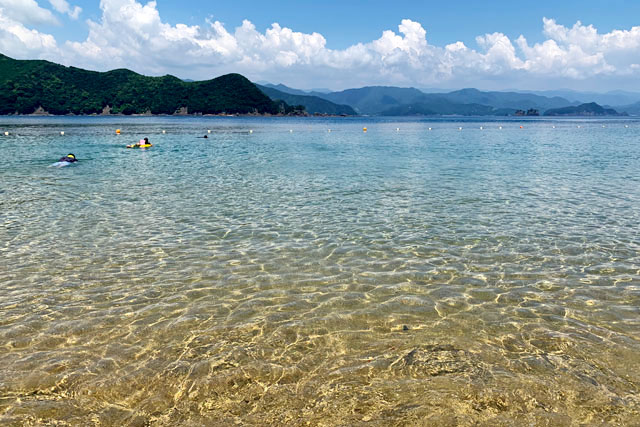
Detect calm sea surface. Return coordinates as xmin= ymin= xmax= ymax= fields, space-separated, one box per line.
xmin=0 ymin=116 xmax=639 ymax=425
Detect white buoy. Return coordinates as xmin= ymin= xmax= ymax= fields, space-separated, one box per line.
xmin=249 ymin=130 xmax=253 ymax=134
xmin=480 ymin=126 xmax=483 ymax=130
xmin=602 ymin=125 xmax=606 ymax=128
xmin=328 ymin=129 xmax=331 ymax=133
xmin=289 ymin=129 xmax=293 ymax=133
xmin=162 ymin=130 xmax=166 ymax=134
xmin=625 ymin=125 xmax=629 ymax=128
xmin=499 ymin=126 xmax=502 ymax=130
xmin=396 ymin=128 xmax=400 ymax=132
xmin=577 ymin=125 xmax=581 ymax=128
xmin=459 ymin=127 xmax=462 ymax=131
xmin=208 ymin=129 xmax=211 ymax=134
xmin=552 ymin=126 xmax=556 ymax=129
xmin=428 ymin=127 xmax=432 ymax=131
xmin=3 ymin=131 xmax=8 ymax=136
xmin=60 ymin=131 xmax=65 ymax=136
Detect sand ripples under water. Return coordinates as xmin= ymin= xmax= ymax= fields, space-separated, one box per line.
xmin=0 ymin=117 xmax=639 ymax=425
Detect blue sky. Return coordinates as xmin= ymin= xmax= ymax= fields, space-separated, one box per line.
xmin=43 ymin=0 xmax=640 ymax=49
xmin=2 ymin=0 xmax=640 ymax=91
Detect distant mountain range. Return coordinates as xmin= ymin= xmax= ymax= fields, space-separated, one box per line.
xmin=616 ymin=101 xmax=640 ymax=116
xmin=516 ymin=89 xmax=640 ymax=108
xmin=258 ymin=82 xmax=637 ymax=117
xmin=256 ymin=84 xmax=356 ymax=115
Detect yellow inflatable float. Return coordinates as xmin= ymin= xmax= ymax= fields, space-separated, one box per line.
xmin=127 ymin=138 xmax=152 ymax=148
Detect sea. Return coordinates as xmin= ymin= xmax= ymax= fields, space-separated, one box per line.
xmin=0 ymin=116 xmax=639 ymax=425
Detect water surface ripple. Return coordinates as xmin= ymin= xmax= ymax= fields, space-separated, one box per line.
xmin=1 ymin=117 xmax=639 ymax=425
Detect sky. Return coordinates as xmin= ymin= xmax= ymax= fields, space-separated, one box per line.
xmin=2 ymin=0 xmax=640 ymax=91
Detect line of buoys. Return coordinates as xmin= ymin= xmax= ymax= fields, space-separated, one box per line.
xmin=84 ymin=124 xmax=634 ymax=139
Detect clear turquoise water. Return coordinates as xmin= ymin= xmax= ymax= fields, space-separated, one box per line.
xmin=1 ymin=117 xmax=639 ymax=425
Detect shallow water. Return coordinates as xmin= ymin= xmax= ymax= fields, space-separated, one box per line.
xmin=0 ymin=116 xmax=639 ymax=425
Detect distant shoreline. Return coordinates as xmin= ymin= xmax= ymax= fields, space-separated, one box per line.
xmin=1 ymin=113 xmax=634 ymax=118
xmin=0 ymin=112 xmax=352 ymax=118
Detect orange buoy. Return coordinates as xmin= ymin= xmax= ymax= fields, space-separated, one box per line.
xmin=363 ymin=127 xmax=367 ymax=132
xmin=520 ymin=126 xmax=523 ymax=129
xmin=116 ymin=129 xmax=121 ymax=134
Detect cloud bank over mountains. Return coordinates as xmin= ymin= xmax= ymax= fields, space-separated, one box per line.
xmin=1 ymin=0 xmax=640 ymax=90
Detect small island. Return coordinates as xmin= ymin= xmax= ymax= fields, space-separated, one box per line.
xmin=544 ymin=102 xmax=625 ymax=116
xmin=514 ymin=108 xmax=539 ymax=116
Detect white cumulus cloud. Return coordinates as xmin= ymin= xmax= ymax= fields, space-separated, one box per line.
xmin=2 ymin=0 xmax=640 ymax=90
xmin=48 ymin=0 xmax=82 ymax=19
xmin=0 ymin=0 xmax=58 ymax=25
xmin=0 ymin=9 xmax=58 ymax=58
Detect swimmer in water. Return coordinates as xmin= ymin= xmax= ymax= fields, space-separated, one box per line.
xmin=58 ymin=153 xmax=77 ymax=163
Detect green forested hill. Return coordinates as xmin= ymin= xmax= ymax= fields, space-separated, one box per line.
xmin=0 ymin=54 xmax=289 ymax=115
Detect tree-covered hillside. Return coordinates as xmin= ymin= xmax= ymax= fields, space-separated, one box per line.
xmin=0 ymin=54 xmax=291 ymax=115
